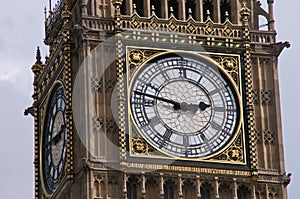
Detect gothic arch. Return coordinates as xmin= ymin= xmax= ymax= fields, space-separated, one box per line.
xmin=182 ymin=178 xmax=197 ymax=198
xmin=237 ymin=184 xmax=251 ymax=199
xmin=200 ymin=182 xmax=213 ymax=199
xmin=93 ymin=177 xmax=106 ymax=198
xmin=219 ymin=182 xmax=233 ymax=199
xmin=94 ymin=180 xmax=100 ymax=197
xmin=127 ymin=182 xmax=138 ymax=199
xmin=163 ymin=177 xmax=177 ymax=199
xmin=146 ymin=177 xmax=160 ymax=198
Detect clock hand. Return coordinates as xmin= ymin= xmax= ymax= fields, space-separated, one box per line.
xmin=53 ymin=124 xmax=65 ymax=145
xmin=134 ymin=91 xmax=181 ymax=110
xmin=180 ymin=101 xmax=210 ymax=114
xmin=157 ymin=103 xmax=180 ymax=111
xmin=199 ymin=102 xmax=211 ymax=111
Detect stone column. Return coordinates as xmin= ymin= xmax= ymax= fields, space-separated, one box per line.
xmin=178 ymin=174 xmax=183 ymax=199
xmin=81 ymin=0 xmax=88 ymax=15
xmin=267 ymin=0 xmax=275 ymax=30
xmin=91 ymin=0 xmax=95 ymax=15
xmin=162 ymin=0 xmax=168 ymax=18
xmin=144 ymin=0 xmax=151 ymax=17
xmin=142 ymin=173 xmax=147 ymax=198
xmin=216 ymin=0 xmax=221 ymax=23
xmin=214 ymin=177 xmax=220 ymax=198
xmin=196 ymin=0 xmax=203 ymax=22
xmin=123 ymin=173 xmax=128 ymax=199
xmin=159 ymin=173 xmax=164 ymax=199
xmin=196 ymin=176 xmax=201 ymax=198
xmin=233 ymin=178 xmax=238 ymax=199
xmin=178 ymin=0 xmax=186 ymax=20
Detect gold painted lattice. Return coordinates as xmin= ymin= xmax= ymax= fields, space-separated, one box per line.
xmin=212 ymin=131 xmax=245 ymax=163
xmin=127 ymin=49 xmax=163 ymax=78
xmin=131 ymin=137 xmax=155 ymax=155
xmin=211 ymin=55 xmax=239 ymax=87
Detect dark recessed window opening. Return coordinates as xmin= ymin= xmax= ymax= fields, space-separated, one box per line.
xmin=221 ymin=0 xmax=231 ymax=23
xmin=133 ymin=0 xmax=144 ymax=16
xmin=203 ymin=0 xmax=214 ymax=21
xmin=151 ymin=0 xmax=162 ymax=17
xmin=120 ymin=0 xmax=126 ymax=15
xmin=186 ymin=0 xmax=196 ymax=19
xmin=168 ymin=0 xmax=179 ymax=19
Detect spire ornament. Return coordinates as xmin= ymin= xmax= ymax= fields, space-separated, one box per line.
xmin=188 ymin=8 xmax=192 ymax=18
xmin=112 ymin=0 xmax=122 ymax=7
xmin=240 ymin=1 xmax=250 ymax=17
xmin=35 ymin=47 xmax=42 ymax=65
xmin=151 ymin=5 xmax=155 ymax=15
xmin=31 ymin=47 xmax=43 ymax=76
xmin=169 ymin=6 xmax=174 ymax=17
xmin=206 ymin=9 xmax=211 ymax=20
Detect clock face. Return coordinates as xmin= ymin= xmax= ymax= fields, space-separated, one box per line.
xmin=129 ymin=53 xmax=240 ymax=159
xmin=42 ymin=83 xmax=67 ymax=193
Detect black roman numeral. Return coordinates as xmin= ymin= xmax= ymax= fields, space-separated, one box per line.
xmin=159 ymin=129 xmax=173 ymax=148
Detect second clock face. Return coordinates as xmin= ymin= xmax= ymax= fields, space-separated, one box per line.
xmin=129 ymin=53 xmax=241 ymax=159
xmin=42 ymin=83 xmax=67 ymax=194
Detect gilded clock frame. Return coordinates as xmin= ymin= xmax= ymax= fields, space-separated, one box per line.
xmin=125 ymin=46 xmax=247 ymax=165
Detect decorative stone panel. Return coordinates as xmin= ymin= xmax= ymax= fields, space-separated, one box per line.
xmin=263 ymin=130 xmax=275 ymax=145
xmin=91 ymin=76 xmax=102 ymax=92
xmin=261 ymin=90 xmax=272 ymax=105
xmin=92 ymin=116 xmax=104 ymax=132
xmin=252 ymin=89 xmax=259 ymax=105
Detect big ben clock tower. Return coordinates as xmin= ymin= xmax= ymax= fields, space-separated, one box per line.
xmin=28 ymin=0 xmax=291 ymax=198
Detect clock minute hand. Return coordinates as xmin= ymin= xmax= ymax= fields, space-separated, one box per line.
xmin=134 ymin=91 xmax=181 ymax=110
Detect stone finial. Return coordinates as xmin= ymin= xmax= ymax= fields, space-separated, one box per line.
xmin=44 ymin=7 xmax=47 ymax=22
xmin=151 ymin=5 xmax=155 ymax=15
xmin=112 ymin=0 xmax=122 ymax=7
xmin=188 ymin=8 xmax=192 ymax=18
xmin=206 ymin=9 xmax=211 ymax=20
xmin=35 ymin=47 xmax=42 ymax=65
xmin=225 ymin=11 xmax=229 ymax=21
xmin=61 ymin=4 xmax=71 ymax=20
xmin=170 ymin=6 xmax=174 ymax=16
xmin=133 ymin=3 xmax=137 ymax=13
xmin=32 ymin=47 xmax=43 ymax=75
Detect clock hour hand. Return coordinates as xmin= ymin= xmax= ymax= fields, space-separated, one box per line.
xmin=42 ymin=125 xmax=65 ymax=149
xmin=180 ymin=101 xmax=210 ymax=114
xmin=134 ymin=91 xmax=181 ymax=110
xmin=53 ymin=124 xmax=65 ymax=145
xmin=199 ymin=102 xmax=210 ymax=111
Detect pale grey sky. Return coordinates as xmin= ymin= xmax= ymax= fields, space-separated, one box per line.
xmin=0 ymin=1 xmax=297 ymax=198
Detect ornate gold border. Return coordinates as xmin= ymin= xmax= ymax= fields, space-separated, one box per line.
xmin=125 ymin=46 xmax=247 ymax=165
xmin=120 ymin=162 xmax=251 ymax=177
